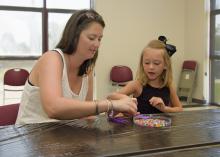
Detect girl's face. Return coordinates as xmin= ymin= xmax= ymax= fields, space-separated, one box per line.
xmin=142 ymin=47 xmax=166 ymax=82
xmin=76 ymin=22 xmax=103 ymax=60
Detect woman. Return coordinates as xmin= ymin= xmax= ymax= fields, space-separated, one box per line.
xmin=16 ymin=9 xmax=137 ymax=124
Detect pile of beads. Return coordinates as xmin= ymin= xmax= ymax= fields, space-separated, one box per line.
xmin=133 ymin=115 xmax=171 ymax=127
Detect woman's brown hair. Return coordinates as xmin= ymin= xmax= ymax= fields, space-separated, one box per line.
xmin=56 ymin=9 xmax=105 ymax=76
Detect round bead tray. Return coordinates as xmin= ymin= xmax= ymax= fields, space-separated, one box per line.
xmin=133 ymin=114 xmax=171 ymax=128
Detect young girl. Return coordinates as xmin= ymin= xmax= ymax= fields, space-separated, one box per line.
xmin=108 ymin=37 xmax=182 ymax=114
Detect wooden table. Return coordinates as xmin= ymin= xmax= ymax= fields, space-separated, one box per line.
xmin=1 ymin=109 xmax=220 ymax=157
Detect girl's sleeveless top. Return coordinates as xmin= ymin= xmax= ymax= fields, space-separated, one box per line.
xmin=16 ymin=48 xmax=88 ymax=124
xmin=136 ymin=84 xmax=170 ymax=114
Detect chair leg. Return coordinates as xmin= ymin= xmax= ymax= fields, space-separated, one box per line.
xmin=186 ymin=96 xmax=192 ymax=105
xmin=3 ymin=91 xmax=5 ymax=105
xmin=186 ymin=89 xmax=193 ymax=105
xmin=112 ymin=82 xmax=120 ymax=91
xmin=115 ymin=84 xmax=120 ymax=91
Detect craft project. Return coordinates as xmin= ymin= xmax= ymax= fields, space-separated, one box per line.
xmin=133 ymin=114 xmax=171 ymax=127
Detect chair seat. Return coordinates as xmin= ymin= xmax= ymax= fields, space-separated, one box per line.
xmin=0 ymin=103 xmax=20 ymax=126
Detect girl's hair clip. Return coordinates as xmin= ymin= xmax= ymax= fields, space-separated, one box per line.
xmin=158 ymin=35 xmax=176 ymax=57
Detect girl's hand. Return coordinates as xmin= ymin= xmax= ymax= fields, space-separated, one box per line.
xmin=149 ymin=97 xmax=167 ymax=112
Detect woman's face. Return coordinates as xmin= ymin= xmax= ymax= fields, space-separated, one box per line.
xmin=142 ymin=47 xmax=166 ymax=81
xmin=76 ymin=22 xmax=103 ymax=60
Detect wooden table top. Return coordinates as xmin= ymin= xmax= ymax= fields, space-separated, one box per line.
xmin=144 ymin=144 xmax=220 ymax=157
xmin=1 ymin=109 xmax=220 ymax=157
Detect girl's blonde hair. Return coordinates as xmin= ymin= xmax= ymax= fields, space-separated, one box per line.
xmin=136 ymin=40 xmax=173 ymax=88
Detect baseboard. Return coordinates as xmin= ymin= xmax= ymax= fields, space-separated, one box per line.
xmin=207 ymin=102 xmax=220 ymax=106
xmin=179 ymin=96 xmax=207 ymax=107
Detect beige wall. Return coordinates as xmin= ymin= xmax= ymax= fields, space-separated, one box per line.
xmin=184 ymin=0 xmax=209 ymax=100
xmin=94 ymin=0 xmax=209 ymax=101
xmin=0 ymin=0 xmax=209 ymax=104
xmin=95 ymin=0 xmax=183 ymax=99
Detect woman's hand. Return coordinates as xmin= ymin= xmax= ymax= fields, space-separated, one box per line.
xmin=149 ymin=97 xmax=167 ymax=112
xmin=111 ymin=97 xmax=137 ymax=116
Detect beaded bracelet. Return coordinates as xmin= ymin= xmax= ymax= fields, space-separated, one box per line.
xmin=94 ymin=100 xmax=99 ymax=115
xmin=106 ymin=99 xmax=111 ymax=113
xmin=108 ymin=99 xmax=114 ymax=117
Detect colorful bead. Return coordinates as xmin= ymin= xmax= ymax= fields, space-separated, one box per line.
xmin=133 ymin=115 xmax=171 ymax=127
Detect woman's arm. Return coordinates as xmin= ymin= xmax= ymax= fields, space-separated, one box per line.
xmin=86 ymin=71 xmax=93 ymax=101
xmin=31 ymin=52 xmax=137 ymax=119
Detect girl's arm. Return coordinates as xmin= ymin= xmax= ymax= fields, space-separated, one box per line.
xmin=164 ymin=84 xmax=183 ymax=112
xmin=149 ymin=84 xmax=183 ymax=113
xmin=107 ymin=80 xmax=141 ymax=100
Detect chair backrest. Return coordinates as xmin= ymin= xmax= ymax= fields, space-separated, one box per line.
xmin=178 ymin=60 xmax=198 ymax=88
xmin=4 ymin=68 xmax=29 ymax=86
xmin=0 ymin=103 xmax=20 ymax=126
xmin=182 ymin=60 xmax=197 ymax=71
xmin=3 ymin=68 xmax=29 ymax=105
xmin=110 ymin=65 xmax=133 ymax=85
xmin=177 ymin=60 xmax=198 ymax=104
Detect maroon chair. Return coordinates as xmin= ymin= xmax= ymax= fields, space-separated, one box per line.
xmin=177 ymin=60 xmax=198 ymax=104
xmin=3 ymin=68 xmax=29 ymax=104
xmin=0 ymin=103 xmax=20 ymax=126
xmin=110 ymin=65 xmax=133 ymax=87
